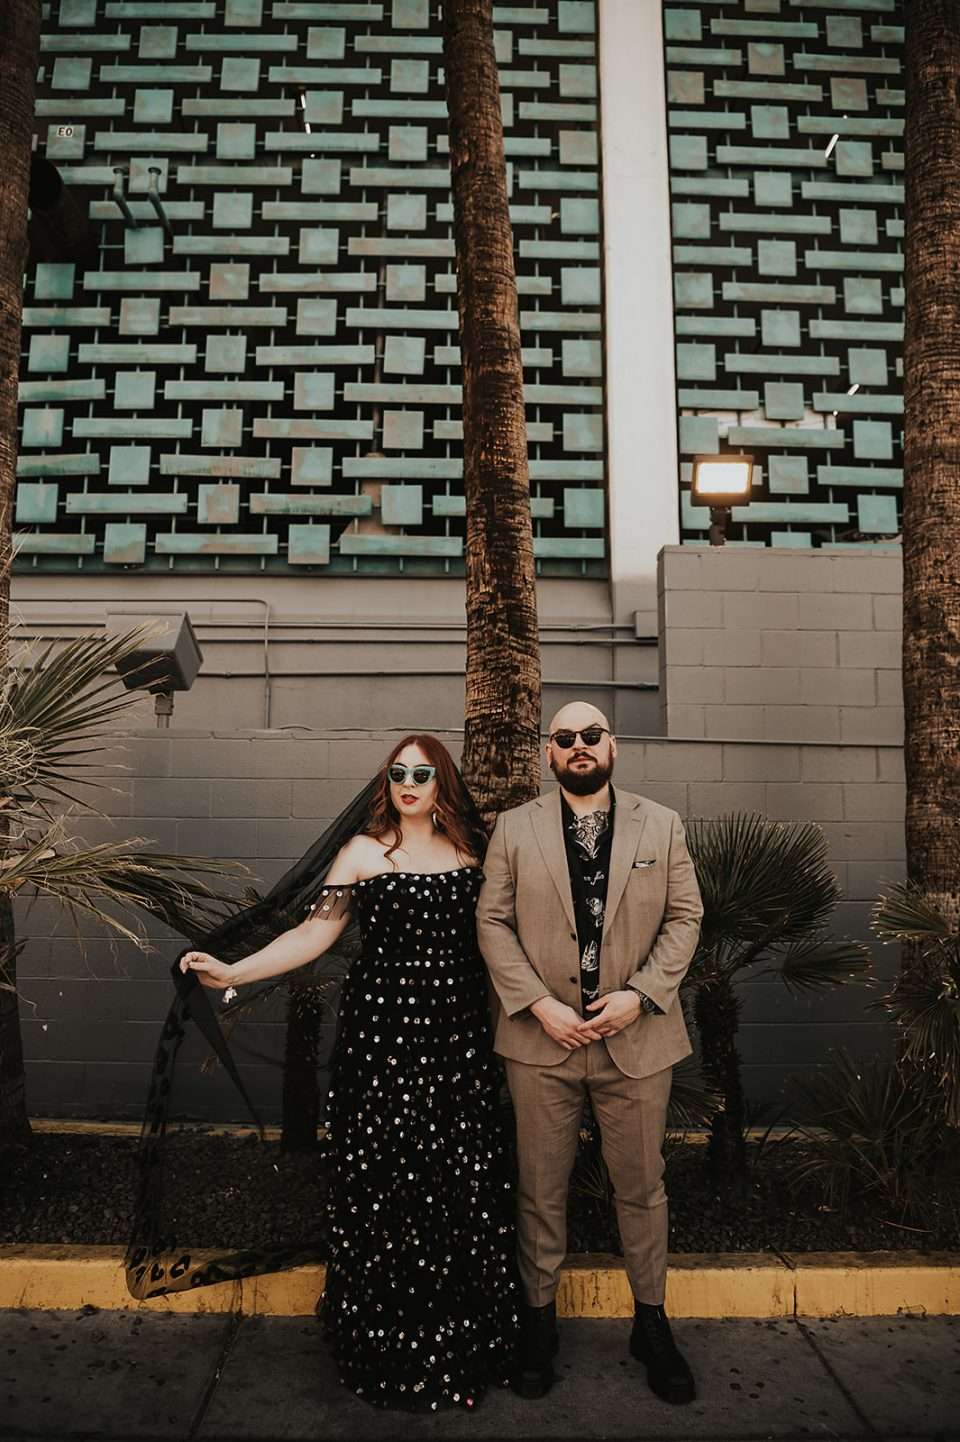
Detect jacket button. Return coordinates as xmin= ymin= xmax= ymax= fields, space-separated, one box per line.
xmin=569 ymin=931 xmax=576 ymax=940
xmin=568 ymin=976 xmax=577 ymax=984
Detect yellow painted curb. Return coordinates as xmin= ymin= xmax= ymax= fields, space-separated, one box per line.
xmin=1 ymin=1247 xmax=957 ymax=1318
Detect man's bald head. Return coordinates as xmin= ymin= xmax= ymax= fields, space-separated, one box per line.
xmin=547 ymin=700 xmax=611 ymax=737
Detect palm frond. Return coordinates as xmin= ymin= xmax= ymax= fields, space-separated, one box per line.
xmin=771 ymin=936 xmax=873 ymax=997
xmin=667 ymin=1056 xmax=721 ymax=1129
xmin=873 ymin=884 xmax=957 ymax=944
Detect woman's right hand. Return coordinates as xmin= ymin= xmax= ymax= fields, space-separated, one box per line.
xmin=180 ymin=951 xmax=235 ymax=989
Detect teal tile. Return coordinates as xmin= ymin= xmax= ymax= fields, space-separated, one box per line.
xmin=298 ymin=228 xmax=339 ymax=266
xmin=291 ymin=447 xmax=333 ymax=486
xmin=848 ymin=348 xmax=888 ymax=386
xmin=560 ymin=197 xmax=599 ymax=234
xmin=562 ymin=412 xmax=603 ymax=452
xmin=114 ymin=371 xmax=156 ymax=410
xmin=387 ymin=193 xmax=427 ymax=230
xmin=672 ymin=202 xmax=711 ymax=239
xmin=857 ymin=493 xmax=898 ymax=534
xmin=391 ymin=59 xmax=429 ymax=93
xmin=108 ymin=445 xmax=151 ymax=486
xmin=393 ymin=0 xmax=429 ymax=26
xmin=769 ymin=531 xmax=812 ymax=549
xmin=853 ymin=420 xmax=894 ymax=460
xmin=558 ymin=1 xmax=595 ymax=33
xmin=217 ymin=123 xmax=257 ymax=161
xmin=563 ymin=487 xmax=604 ymax=528
xmin=827 ymin=16 xmax=863 ymax=49
xmin=302 ymin=158 xmax=342 ymax=194
xmin=303 ymin=91 xmax=344 ymax=124
xmin=221 ymin=57 xmax=260 ymax=91
xmin=213 ymin=192 xmax=254 ymax=229
xmin=103 ymin=523 xmax=147 ymax=565
xmin=670 ymin=134 xmax=708 ymax=171
xmin=764 ymin=382 xmax=805 ymax=420
xmin=668 ymin=71 xmax=705 ymax=105
xmin=21 ymin=409 xmax=64 ymax=447
xmin=52 ymin=57 xmax=92 ymax=89
xmin=225 ymin=0 xmax=263 ymax=22
xmin=210 ymin=262 xmax=250 ymax=300
xmin=139 ymin=25 xmax=177 ymax=60
xmin=124 ymin=226 xmax=164 ymax=265
xmin=293 ymin=372 xmax=335 ymax=410
xmin=119 ymin=297 xmax=161 ymax=335
xmin=381 ymin=484 xmax=423 ymax=526
xmin=674 ymin=272 xmax=714 ymax=309
xmin=559 ymin=64 xmax=597 ymax=99
xmin=201 ymin=408 xmax=244 ymax=447
xmin=758 ymin=239 xmax=797 ymax=277
xmin=383 ymin=410 xmax=424 ymax=449
xmin=46 ymin=121 xmax=85 ymax=161
xmin=384 ymin=335 xmax=426 ymax=375
xmin=385 ymin=264 xmax=426 ymax=303
xmin=844 ymin=277 xmax=883 ymax=314
xmin=561 ymin=267 xmax=600 ymax=305
xmin=676 ymin=343 xmax=716 ymax=382
xmin=664 ymin=8 xmax=701 ymax=42
xmin=33 ymin=263 xmax=76 ymax=301
xmin=754 ymin=171 xmax=792 ymax=207
xmin=16 ymin=482 xmax=59 ymax=524
xmin=832 ymin=76 xmax=868 ymax=110
xmin=558 ymin=130 xmax=597 ymax=165
xmin=59 ymin=0 xmax=97 ymax=23
xmin=839 ymin=208 xmax=878 ymax=245
xmin=133 ymin=88 xmax=173 ymax=124
xmin=761 ymin=309 xmax=801 ymax=347
xmin=306 ymin=27 xmax=346 ymax=59
xmin=296 ymin=298 xmax=338 ymax=335
xmin=750 ymin=105 xmax=789 ymax=141
xmin=768 ymin=455 xmax=809 ymax=494
xmin=562 ymin=340 xmax=602 ymax=378
xmin=388 ymin=125 xmax=428 ymax=162
xmin=205 ymin=335 xmax=247 ymax=373
xmin=836 ymin=140 xmax=874 ymax=177
xmin=27 ymin=334 xmax=70 ymax=373
xmin=679 ymin=415 xmax=719 ymax=454
xmin=198 ymin=483 xmax=240 ymax=524
xmin=748 ymin=42 xmax=785 ymax=76
xmin=288 ymin=524 xmax=331 ymax=565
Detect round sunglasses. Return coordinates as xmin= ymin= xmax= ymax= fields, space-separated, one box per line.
xmin=387 ymin=763 xmax=437 ymax=786
xmin=548 ymin=726 xmax=609 ymax=750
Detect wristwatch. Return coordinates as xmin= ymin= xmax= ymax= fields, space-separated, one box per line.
xmin=634 ymin=989 xmax=661 ymax=1016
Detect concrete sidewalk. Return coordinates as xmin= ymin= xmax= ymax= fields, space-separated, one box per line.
xmin=1 ymin=1310 xmax=958 ymax=1442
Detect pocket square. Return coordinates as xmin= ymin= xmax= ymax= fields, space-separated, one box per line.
xmin=632 ymin=858 xmax=657 ymax=869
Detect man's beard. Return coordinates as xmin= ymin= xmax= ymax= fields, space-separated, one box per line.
xmin=550 ymin=752 xmax=614 ymax=797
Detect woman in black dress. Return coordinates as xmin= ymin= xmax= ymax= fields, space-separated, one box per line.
xmin=179 ymin=735 xmax=519 ymax=1412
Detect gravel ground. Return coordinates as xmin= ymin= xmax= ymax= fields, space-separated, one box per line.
xmin=2 ymin=1130 xmax=959 ymax=1254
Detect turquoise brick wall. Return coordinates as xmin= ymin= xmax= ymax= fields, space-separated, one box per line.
xmin=664 ymin=0 xmax=905 ymax=550
xmin=19 ymin=0 xmax=606 ymax=576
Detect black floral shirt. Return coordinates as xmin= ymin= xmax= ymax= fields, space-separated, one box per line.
xmin=561 ymin=788 xmax=616 ymax=1013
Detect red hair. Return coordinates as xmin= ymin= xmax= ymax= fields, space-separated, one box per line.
xmin=364 ymin=735 xmax=487 ymax=864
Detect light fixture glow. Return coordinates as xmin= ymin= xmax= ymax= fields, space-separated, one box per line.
xmin=691 ymin=456 xmax=753 ymax=503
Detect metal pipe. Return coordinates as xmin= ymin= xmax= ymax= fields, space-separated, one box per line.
xmin=111 ymin=168 xmax=138 ymax=229
xmin=146 ymin=167 xmax=173 ymax=240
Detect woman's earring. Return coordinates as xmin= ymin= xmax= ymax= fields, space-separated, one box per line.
xmin=432 ymin=809 xmax=442 ymax=830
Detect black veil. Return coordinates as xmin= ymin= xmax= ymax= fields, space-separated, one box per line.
xmin=125 ymin=765 xmax=486 ymax=1301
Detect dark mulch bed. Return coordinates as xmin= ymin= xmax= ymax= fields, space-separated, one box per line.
xmin=3 ymin=1130 xmax=959 ymax=1255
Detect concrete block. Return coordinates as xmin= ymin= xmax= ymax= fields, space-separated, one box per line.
xmin=662 ymin=628 xmax=703 ymax=666
xmin=722 ymin=743 xmax=801 ymax=782
xmin=765 ymin=782 xmax=844 ymax=822
xmin=695 ymin=550 xmax=765 ymax=592
xmin=74 ymin=782 xmax=134 ymax=817
xmin=818 ymin=819 xmax=905 ymax=861
xmin=873 ymin=592 xmax=903 ymax=630
xmin=758 ymin=553 xmax=836 ymax=592
xmin=688 ymin=781 xmax=766 ymax=817
xmin=800 ymin=746 xmax=876 ymax=783
xmin=702 ymin=628 xmax=763 ymax=667
xmin=176 ymin=818 xmax=259 ymax=858
xmin=830 ymin=553 xmax=902 ymax=593
xmin=250 ymin=737 xmax=330 ymax=778
xmin=763 ymin=705 xmax=840 ymax=742
xmin=662 ymin=703 xmax=706 ymax=738
xmin=131 ymin=778 xmax=211 ymax=818
xmin=840 ymin=706 xmax=904 ymax=744
xmin=762 ymin=629 xmax=837 ymax=668
xmin=847 ymin=857 xmax=904 ymax=899
xmin=662 ymin=587 xmax=717 ymax=629
xmin=838 ymin=630 xmax=900 ymax=670
xmin=703 ymin=704 xmax=765 ymax=739
xmin=724 ymin=590 xmax=798 ymax=630
xmin=211 ymin=779 xmax=292 ymax=818
xmin=843 ymin=782 xmax=905 ymax=822
xmin=644 ymin=741 xmax=723 ymax=782
xmin=97 ymin=735 xmax=173 ymax=777
xmin=328 ymin=737 xmax=402 ymax=775
xmin=292 ymin=778 xmax=374 ymax=817
xmin=725 ymin=668 xmax=800 ymax=705
xmin=170 ymin=737 xmax=254 ymax=777
xmin=876 ymin=669 xmax=903 ymax=706
xmin=800 ymin=667 xmax=876 ymax=707
xmin=659 ymin=548 xmax=703 ymax=590
xmin=257 ymin=818 xmax=338 ymax=858
xmin=877 ymin=746 xmax=905 ymax=782
xmin=665 ymin=666 xmax=726 ymax=704
xmin=797 ymin=592 xmax=872 ymax=630
xmin=632 ymin=781 xmax=688 ymax=814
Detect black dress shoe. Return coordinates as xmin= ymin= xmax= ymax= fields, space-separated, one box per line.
xmin=511 ymin=1301 xmax=559 ymax=1399
xmin=630 ymin=1302 xmax=696 ymax=1405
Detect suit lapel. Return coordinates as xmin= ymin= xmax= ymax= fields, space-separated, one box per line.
xmin=531 ymin=789 xmax=577 ymax=934
xmin=603 ymin=794 xmax=648 ymax=941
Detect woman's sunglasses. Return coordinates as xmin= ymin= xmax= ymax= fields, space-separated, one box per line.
xmin=387 ymin=764 xmax=437 ymax=786
xmin=549 ymin=726 xmax=609 ymax=750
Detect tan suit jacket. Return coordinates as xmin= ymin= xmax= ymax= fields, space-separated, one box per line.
xmin=476 ymin=788 xmax=703 ymax=1080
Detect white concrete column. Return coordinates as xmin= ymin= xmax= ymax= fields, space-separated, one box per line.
xmin=599 ymin=0 xmax=678 ymax=632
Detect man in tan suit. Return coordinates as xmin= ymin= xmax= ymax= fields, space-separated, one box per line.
xmin=476 ymin=702 xmax=703 ymax=1405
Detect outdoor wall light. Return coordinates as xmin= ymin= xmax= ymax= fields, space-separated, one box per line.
xmin=104 ymin=611 xmax=203 ymax=728
xmin=690 ymin=453 xmax=754 ymax=547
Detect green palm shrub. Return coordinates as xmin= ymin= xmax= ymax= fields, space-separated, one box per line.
xmin=685 ymin=813 xmax=871 ymax=1183
xmin=0 ymin=629 xmax=240 ymax=1152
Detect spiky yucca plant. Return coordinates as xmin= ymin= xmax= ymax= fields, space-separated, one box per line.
xmin=0 ymin=629 xmax=240 ymax=1152
xmin=685 ymin=814 xmax=871 ymax=1183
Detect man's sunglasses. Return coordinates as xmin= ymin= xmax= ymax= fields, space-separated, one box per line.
xmin=549 ymin=726 xmax=610 ymax=750
xmin=387 ymin=764 xmax=437 ymax=786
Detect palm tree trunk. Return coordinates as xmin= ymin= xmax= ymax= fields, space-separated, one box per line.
xmin=693 ymin=977 xmax=747 ymax=1182
xmin=903 ymin=2 xmax=960 ymax=946
xmin=0 ymin=0 xmax=40 ymax=1153
xmin=442 ymin=0 xmax=541 ymax=825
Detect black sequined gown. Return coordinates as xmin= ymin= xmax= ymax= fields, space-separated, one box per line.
xmin=314 ymin=868 xmax=519 ymax=1411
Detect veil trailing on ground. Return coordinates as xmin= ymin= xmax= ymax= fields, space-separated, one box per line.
xmin=125 ymin=764 xmax=487 ymax=1301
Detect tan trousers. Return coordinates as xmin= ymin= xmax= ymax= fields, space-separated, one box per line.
xmin=504 ymin=1043 xmax=672 ymax=1307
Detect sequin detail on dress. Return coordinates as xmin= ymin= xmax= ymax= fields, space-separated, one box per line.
xmin=318 ymin=869 xmax=520 ymax=1411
